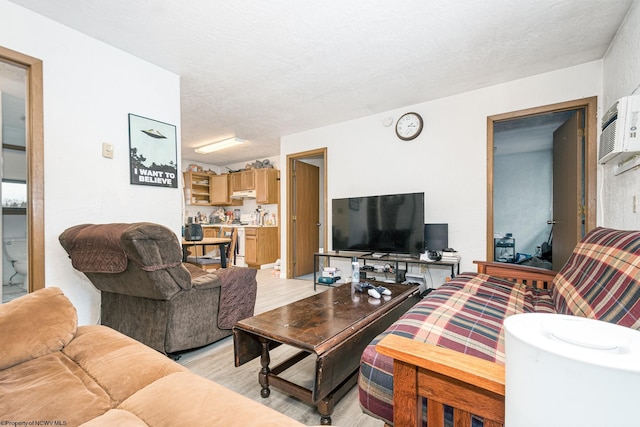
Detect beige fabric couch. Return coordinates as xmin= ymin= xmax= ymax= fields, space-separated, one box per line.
xmin=0 ymin=287 xmax=303 ymax=426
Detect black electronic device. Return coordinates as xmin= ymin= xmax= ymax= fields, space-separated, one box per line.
xmin=332 ymin=192 xmax=424 ymax=256
xmin=424 ymin=223 xmax=448 ymax=251
xmin=184 ymin=223 xmax=203 ymax=241
xmin=426 ymin=250 xmax=442 ymax=261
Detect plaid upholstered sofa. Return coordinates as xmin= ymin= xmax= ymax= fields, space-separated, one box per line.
xmin=358 ymin=227 xmax=640 ymax=425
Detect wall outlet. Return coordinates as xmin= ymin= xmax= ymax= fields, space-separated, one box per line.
xmin=102 ymin=142 xmax=114 ymax=158
xmin=634 ymin=194 xmax=638 ymax=214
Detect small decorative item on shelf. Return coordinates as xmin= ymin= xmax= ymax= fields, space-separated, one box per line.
xmin=187 ymin=164 xmax=203 ymax=172
xmin=210 ymin=208 xmax=226 ymax=224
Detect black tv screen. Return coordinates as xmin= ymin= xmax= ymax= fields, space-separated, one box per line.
xmin=332 ymin=192 xmax=424 ymax=256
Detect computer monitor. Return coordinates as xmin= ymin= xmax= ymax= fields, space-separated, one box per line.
xmin=424 ymin=223 xmax=448 ymax=251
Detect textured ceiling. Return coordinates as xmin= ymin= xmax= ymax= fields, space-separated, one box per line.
xmin=7 ymin=0 xmax=634 ymax=165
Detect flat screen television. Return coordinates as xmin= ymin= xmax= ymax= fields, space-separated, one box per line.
xmin=332 ymin=192 xmax=424 ymax=256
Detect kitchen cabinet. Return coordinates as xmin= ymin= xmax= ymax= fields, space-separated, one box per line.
xmin=210 ymin=174 xmax=242 ymax=206
xmin=183 ymin=171 xmax=212 ymax=205
xmin=231 ymin=170 xmax=255 ymax=191
xmin=255 ymin=168 xmax=279 ymax=204
xmin=184 ymin=172 xmax=242 ymax=206
xmin=203 ymin=227 xmax=218 ymax=238
xmin=230 ymin=172 xmax=243 ymax=191
xmin=244 ymin=227 xmax=278 ymax=267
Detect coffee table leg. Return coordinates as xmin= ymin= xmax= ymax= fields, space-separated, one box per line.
xmin=259 ymin=337 xmax=271 ymax=398
xmin=318 ymin=395 xmax=334 ymax=425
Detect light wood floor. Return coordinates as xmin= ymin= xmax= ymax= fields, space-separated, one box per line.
xmin=178 ymin=268 xmax=384 ymax=426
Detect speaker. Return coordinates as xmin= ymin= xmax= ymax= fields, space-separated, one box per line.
xmin=424 ymin=223 xmax=448 ymax=251
xmin=184 ymin=223 xmax=203 ymax=241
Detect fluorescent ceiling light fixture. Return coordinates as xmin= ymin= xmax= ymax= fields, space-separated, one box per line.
xmin=195 ymin=137 xmax=245 ymax=154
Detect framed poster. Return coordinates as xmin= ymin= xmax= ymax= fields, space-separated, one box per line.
xmin=128 ymin=113 xmax=178 ymax=188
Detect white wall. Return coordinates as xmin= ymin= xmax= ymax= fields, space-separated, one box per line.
xmin=495 ymin=150 xmax=553 ymax=256
xmin=0 ymin=1 xmax=182 ymax=324
xmin=281 ymin=61 xmax=603 ymax=277
xmin=601 ymin=1 xmax=640 ymax=229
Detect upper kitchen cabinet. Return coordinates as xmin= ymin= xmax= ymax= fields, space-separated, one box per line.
xmin=231 ymin=170 xmax=255 ymax=191
xmin=184 ymin=171 xmax=242 ymax=206
xmin=255 ymin=168 xmax=279 ymax=204
xmin=183 ymin=171 xmax=212 ymax=205
xmin=210 ymin=174 xmax=230 ymax=205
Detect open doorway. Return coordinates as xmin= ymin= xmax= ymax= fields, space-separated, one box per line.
xmin=487 ymin=97 xmax=597 ymax=271
xmin=0 ymin=46 xmax=45 ymax=302
xmin=286 ymin=148 xmax=327 ymax=279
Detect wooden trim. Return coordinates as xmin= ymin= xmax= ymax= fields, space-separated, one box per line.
xmin=486 ymin=97 xmax=598 ymax=261
xmin=474 ymin=261 xmax=557 ymax=289
xmin=285 ymin=147 xmax=327 ymax=279
xmin=286 ymin=157 xmax=293 ymax=278
xmin=486 ymin=117 xmax=495 ymax=261
xmin=0 ymin=46 xmax=45 ymax=293
xmin=377 ymin=334 xmax=505 ymax=427
xmin=377 ymin=335 xmax=505 ymax=396
xmin=583 ymin=97 xmax=598 ymax=232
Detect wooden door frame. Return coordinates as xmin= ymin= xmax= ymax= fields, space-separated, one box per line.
xmin=486 ymin=97 xmax=597 ymax=261
xmin=286 ymin=147 xmax=327 ymax=279
xmin=0 ymin=46 xmax=45 ymax=293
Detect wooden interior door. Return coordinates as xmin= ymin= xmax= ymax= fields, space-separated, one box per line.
xmin=552 ymin=110 xmax=584 ymax=271
xmin=292 ymin=160 xmax=319 ymax=277
xmin=486 ymin=97 xmax=597 ymax=267
xmin=0 ymin=47 xmax=44 ymax=296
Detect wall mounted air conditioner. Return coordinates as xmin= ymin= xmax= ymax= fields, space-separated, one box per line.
xmin=598 ymin=95 xmax=640 ymax=164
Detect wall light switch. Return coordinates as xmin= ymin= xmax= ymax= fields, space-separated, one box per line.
xmin=633 ymin=195 xmax=638 ymax=214
xmin=102 ymin=142 xmax=114 ymax=159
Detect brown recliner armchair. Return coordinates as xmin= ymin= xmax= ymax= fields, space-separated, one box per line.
xmin=59 ymin=222 xmax=257 ymax=356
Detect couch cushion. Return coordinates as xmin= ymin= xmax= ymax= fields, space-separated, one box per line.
xmin=63 ymin=325 xmax=187 ymax=405
xmin=552 ymin=227 xmax=640 ymax=328
xmin=120 ymin=222 xmax=185 ymax=274
xmin=116 ymin=371 xmax=305 ymax=426
xmin=0 ymin=287 xmax=77 ymax=370
xmin=183 ymin=262 xmax=222 ymax=290
xmin=80 ymin=409 xmax=148 ymax=426
xmin=0 ymin=351 xmax=112 ymax=426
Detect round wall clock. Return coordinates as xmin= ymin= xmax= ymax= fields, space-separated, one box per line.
xmin=395 ymin=112 xmax=423 ymax=141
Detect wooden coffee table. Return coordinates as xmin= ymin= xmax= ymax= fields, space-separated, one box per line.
xmin=232 ymin=282 xmax=420 ymax=425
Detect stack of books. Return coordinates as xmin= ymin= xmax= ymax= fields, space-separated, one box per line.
xmin=440 ymin=250 xmax=461 ymax=263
